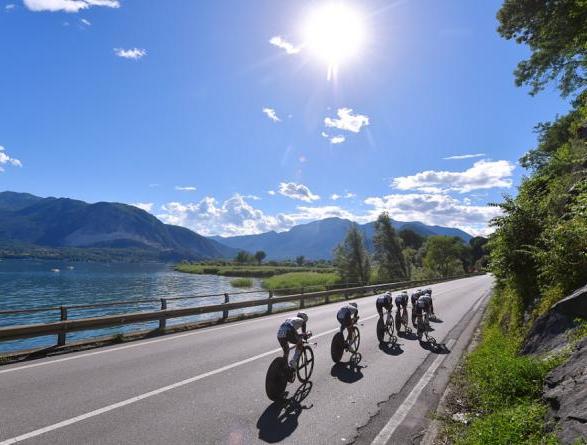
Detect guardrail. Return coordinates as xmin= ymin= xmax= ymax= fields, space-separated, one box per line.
xmin=0 ymin=273 xmax=484 ymax=349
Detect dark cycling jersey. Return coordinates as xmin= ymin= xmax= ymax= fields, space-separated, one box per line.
xmin=337 ymin=305 xmax=358 ymax=327
xmin=395 ymin=293 xmax=408 ymax=307
xmin=376 ymin=294 xmax=393 ymax=311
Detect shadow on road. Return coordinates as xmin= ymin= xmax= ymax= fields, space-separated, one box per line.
xmin=399 ymin=330 xmax=419 ymax=341
xmin=378 ymin=342 xmax=404 ymax=356
xmin=419 ymin=340 xmax=451 ymax=354
xmin=430 ymin=317 xmax=444 ymax=324
xmin=330 ymin=354 xmax=364 ymax=383
xmin=257 ymin=382 xmax=314 ymax=443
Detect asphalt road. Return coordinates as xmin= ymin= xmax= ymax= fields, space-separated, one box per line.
xmin=0 ymin=275 xmax=493 ymax=445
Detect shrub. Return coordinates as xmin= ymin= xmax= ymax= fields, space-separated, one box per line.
xmin=230 ymin=278 xmax=253 ymax=288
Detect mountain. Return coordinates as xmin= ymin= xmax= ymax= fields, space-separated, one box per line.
xmin=0 ymin=192 xmax=236 ymax=260
xmin=212 ymin=217 xmax=473 ymax=260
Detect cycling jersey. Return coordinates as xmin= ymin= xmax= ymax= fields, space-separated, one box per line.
xmin=337 ymin=305 xmax=358 ymax=328
xmin=395 ymin=293 xmax=408 ymax=307
xmin=410 ymin=292 xmax=420 ymax=306
xmin=277 ymin=316 xmax=306 ymax=339
xmin=416 ymin=295 xmax=432 ymax=310
xmin=376 ymin=294 xmax=393 ymax=311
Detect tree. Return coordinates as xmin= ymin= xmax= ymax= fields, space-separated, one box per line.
xmin=399 ymin=229 xmax=425 ymax=250
xmin=423 ymin=236 xmax=465 ymax=278
xmin=497 ymin=0 xmax=587 ymax=97
xmin=334 ymin=224 xmax=371 ymax=285
xmin=296 ymin=255 xmax=305 ymax=266
xmin=373 ymin=212 xmax=408 ymax=282
xmin=254 ymin=250 xmax=266 ymax=265
xmin=469 ymin=236 xmax=489 ymax=269
xmin=235 ymin=251 xmax=250 ymax=265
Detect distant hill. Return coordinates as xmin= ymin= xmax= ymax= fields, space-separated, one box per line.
xmin=0 ymin=191 xmax=236 ymax=260
xmin=212 ymin=217 xmax=472 ymax=260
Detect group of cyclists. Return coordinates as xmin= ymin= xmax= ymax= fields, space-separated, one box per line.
xmin=276 ymin=288 xmax=435 ymax=373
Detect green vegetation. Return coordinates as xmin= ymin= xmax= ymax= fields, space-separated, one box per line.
xmin=373 ymin=212 xmax=408 ymax=282
xmin=254 ymin=250 xmax=266 ymax=265
xmin=334 ymin=223 xmax=371 ymax=284
xmin=175 ymin=262 xmax=335 ymax=278
xmin=262 ymin=272 xmax=340 ymax=294
xmin=230 ymin=278 xmax=253 ymax=288
xmin=443 ymin=2 xmax=587 ymax=443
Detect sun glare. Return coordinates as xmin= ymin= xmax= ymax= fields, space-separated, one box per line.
xmin=302 ymin=3 xmax=366 ymax=80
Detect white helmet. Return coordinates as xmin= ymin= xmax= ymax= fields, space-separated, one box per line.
xmin=349 ymin=302 xmax=358 ymax=309
xmin=297 ymin=312 xmax=308 ymax=322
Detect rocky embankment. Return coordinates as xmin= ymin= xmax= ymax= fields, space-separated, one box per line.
xmin=522 ymin=285 xmax=587 ymax=444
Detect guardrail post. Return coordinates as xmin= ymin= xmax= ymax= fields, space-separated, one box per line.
xmin=159 ymin=298 xmax=167 ymax=330
xmin=267 ymin=291 xmax=273 ymax=314
xmin=344 ymin=291 xmax=349 ymax=300
xmin=222 ymin=293 xmax=229 ymax=321
xmin=300 ymin=287 xmax=305 ymax=309
xmin=57 ymin=306 xmax=67 ymax=346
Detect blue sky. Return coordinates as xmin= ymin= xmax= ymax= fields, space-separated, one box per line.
xmin=0 ymin=0 xmax=571 ymax=236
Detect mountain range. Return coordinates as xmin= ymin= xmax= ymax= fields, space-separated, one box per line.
xmin=0 ymin=191 xmax=472 ymax=261
xmin=212 ymin=217 xmax=472 ymax=260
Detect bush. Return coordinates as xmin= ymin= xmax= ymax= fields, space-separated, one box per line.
xmin=262 ymin=272 xmax=340 ymax=295
xmin=230 ymin=278 xmax=253 ymax=288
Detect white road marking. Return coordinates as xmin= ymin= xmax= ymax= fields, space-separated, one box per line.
xmin=371 ymin=339 xmax=457 ymax=445
xmin=0 ymin=314 xmax=381 ymax=444
xmin=0 ymin=280 xmax=471 ymax=374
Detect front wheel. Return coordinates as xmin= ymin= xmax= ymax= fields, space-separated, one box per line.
xmin=265 ymin=357 xmax=288 ymax=401
xmin=331 ymin=332 xmax=344 ymax=363
xmin=297 ymin=345 xmax=314 ymax=383
xmin=376 ymin=319 xmax=385 ymax=343
xmin=348 ymin=326 xmax=361 ymax=353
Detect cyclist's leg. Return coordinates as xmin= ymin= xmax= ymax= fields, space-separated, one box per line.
xmin=288 ymin=331 xmax=301 ymax=369
xmin=278 ymin=336 xmax=289 ymax=360
xmin=376 ymin=302 xmax=383 ymax=319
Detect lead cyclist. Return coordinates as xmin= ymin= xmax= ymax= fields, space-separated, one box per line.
xmin=276 ymin=312 xmax=309 ymax=370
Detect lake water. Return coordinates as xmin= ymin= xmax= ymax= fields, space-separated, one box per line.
xmin=0 ymin=259 xmax=284 ymax=354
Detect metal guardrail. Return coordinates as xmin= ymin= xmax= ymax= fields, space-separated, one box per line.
xmin=0 ymin=274 xmax=484 ymax=348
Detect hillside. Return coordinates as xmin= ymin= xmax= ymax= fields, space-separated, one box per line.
xmin=212 ymin=217 xmax=472 ymax=260
xmin=0 ymin=192 xmax=236 ymax=260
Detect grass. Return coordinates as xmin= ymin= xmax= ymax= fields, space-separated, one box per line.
xmin=230 ymin=278 xmax=253 ymax=288
xmin=262 ymin=272 xmax=341 ymax=295
xmin=175 ymin=263 xmax=335 ymax=278
xmin=443 ymin=315 xmax=566 ymax=445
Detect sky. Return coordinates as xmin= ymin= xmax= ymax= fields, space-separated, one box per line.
xmin=0 ymin=0 xmax=571 ymax=237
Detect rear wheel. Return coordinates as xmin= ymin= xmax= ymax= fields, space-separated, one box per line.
xmin=348 ymin=327 xmax=361 ymax=353
xmin=265 ymin=357 xmax=288 ymax=401
xmin=376 ymin=319 xmax=385 ymax=343
xmin=331 ymin=332 xmax=344 ymax=363
xmin=297 ymin=345 xmax=314 ymax=383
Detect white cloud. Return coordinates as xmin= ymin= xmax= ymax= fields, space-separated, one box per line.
xmin=158 ymin=195 xmax=294 ymax=237
xmin=269 ymin=36 xmax=301 ymax=55
xmin=267 ymin=190 xmax=276 ymax=196
xmin=324 ymin=108 xmax=369 ymax=133
xmin=114 ymin=48 xmax=146 ymax=60
xmin=132 ymin=202 xmax=153 ymax=212
xmin=331 ymin=192 xmax=356 ymax=201
xmin=23 ymin=0 xmax=119 ymax=13
xmin=80 ymin=18 xmax=90 ymax=26
xmin=0 ymin=146 xmax=22 ymax=171
xmin=364 ymin=193 xmax=501 ymax=236
xmin=392 ymin=159 xmax=515 ymax=194
xmin=5 ymin=4 xmax=16 ymax=10
xmin=262 ymin=107 xmax=281 ymax=122
xmin=175 ymin=186 xmax=197 ymax=192
xmin=330 ymin=135 xmax=345 ymax=144
xmin=443 ymin=153 xmax=486 ymax=160
xmin=278 ymin=182 xmax=320 ymax=202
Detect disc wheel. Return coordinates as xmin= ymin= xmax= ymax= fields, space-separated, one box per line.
xmin=296 ymin=345 xmax=314 ymax=383
xmin=376 ymin=319 xmax=385 ymax=343
xmin=331 ymin=332 xmax=344 ymax=363
xmin=265 ymin=357 xmax=288 ymax=401
xmin=347 ymin=327 xmax=361 ymax=353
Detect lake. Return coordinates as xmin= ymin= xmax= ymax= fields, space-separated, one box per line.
xmin=0 ymin=259 xmax=283 ymax=354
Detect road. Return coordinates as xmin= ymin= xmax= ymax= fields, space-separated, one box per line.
xmin=0 ymin=275 xmax=493 ymax=445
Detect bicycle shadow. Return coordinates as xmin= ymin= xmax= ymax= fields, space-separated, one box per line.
xmin=330 ymin=354 xmax=364 ymax=383
xmin=418 ymin=339 xmax=451 ymax=354
xmin=378 ymin=341 xmax=404 ymax=356
xmin=398 ymin=330 xmax=419 ymax=341
xmin=257 ymin=382 xmax=314 ymax=443
xmin=430 ymin=317 xmax=444 ymax=323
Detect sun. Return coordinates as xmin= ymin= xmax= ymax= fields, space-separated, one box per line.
xmin=302 ymin=3 xmax=366 ymax=79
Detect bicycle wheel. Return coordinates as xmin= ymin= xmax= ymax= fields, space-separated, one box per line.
xmin=395 ymin=311 xmax=402 ymax=334
xmin=376 ymin=318 xmax=385 ymax=343
xmin=386 ymin=314 xmax=395 ymax=337
xmin=331 ymin=332 xmax=344 ymax=363
xmin=348 ymin=327 xmax=361 ymax=353
xmin=265 ymin=357 xmax=288 ymax=401
xmin=297 ymin=345 xmax=314 ymax=383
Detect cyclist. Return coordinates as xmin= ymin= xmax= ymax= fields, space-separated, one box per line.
xmin=425 ymin=288 xmax=435 ymax=316
xmin=411 ymin=289 xmax=423 ymax=327
xmin=415 ymin=293 xmax=433 ymax=339
xmin=337 ymin=302 xmax=359 ymax=347
xmin=376 ymin=292 xmax=393 ymax=319
xmin=277 ymin=312 xmax=309 ymax=370
xmin=395 ymin=290 xmax=409 ymax=332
